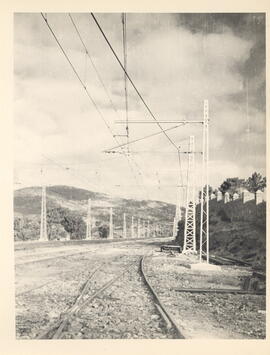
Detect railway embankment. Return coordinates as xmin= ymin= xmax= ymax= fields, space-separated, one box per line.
xmin=176 ymin=199 xmax=266 ymax=269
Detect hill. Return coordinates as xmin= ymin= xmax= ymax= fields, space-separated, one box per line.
xmin=14 ymin=185 xmax=175 ymax=240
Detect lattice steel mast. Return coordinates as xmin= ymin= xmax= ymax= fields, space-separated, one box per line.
xmin=199 ymin=99 xmax=210 ymax=263
xmin=183 ymin=136 xmax=196 ymax=253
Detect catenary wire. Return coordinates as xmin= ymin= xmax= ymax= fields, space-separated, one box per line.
xmin=90 ymin=12 xmax=179 ymax=151
xmin=68 ymin=13 xmax=148 ymax=197
xmin=90 ymin=13 xmax=184 ymax=186
xmin=40 ymin=13 xmax=146 ymax=196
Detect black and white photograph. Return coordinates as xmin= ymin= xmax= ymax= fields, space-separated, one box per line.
xmin=12 ymin=11 xmax=266 ymax=341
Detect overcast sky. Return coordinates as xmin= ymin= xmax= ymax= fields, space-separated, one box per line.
xmin=14 ymin=13 xmax=266 ymax=203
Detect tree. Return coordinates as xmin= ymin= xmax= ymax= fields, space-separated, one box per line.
xmin=62 ymin=213 xmax=86 ymax=239
xmin=98 ymin=224 xmax=109 ymax=238
xmin=219 ymin=177 xmax=247 ymax=196
xmin=245 ymin=172 xmax=266 ymax=197
xmin=219 ymin=180 xmax=231 ymax=195
xmin=47 ymin=207 xmax=68 ymax=239
xmin=14 ymin=217 xmax=25 ymax=241
xmin=47 ymin=207 xmax=86 ymax=240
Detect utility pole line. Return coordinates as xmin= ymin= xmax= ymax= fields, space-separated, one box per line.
xmin=109 ymin=207 xmax=113 ymax=239
xmin=123 ymin=212 xmax=127 ymax=238
xmin=40 ymin=169 xmax=48 ymax=242
xmin=200 ymin=99 xmax=210 ymax=263
xmin=173 ymin=217 xmax=177 ymax=237
xmin=143 ymin=220 xmax=147 ymax=238
xmin=183 ymin=135 xmax=196 ymax=253
xmin=131 ymin=216 xmax=134 ymax=238
xmin=86 ymin=198 xmax=92 ymax=240
xmin=147 ymin=220 xmax=150 ymax=238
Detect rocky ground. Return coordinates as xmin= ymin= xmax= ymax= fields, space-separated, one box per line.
xmin=144 ymin=253 xmax=266 ymax=339
xmin=15 ymin=238 xmax=174 ymax=339
xmin=15 ymin=239 xmax=266 ymax=339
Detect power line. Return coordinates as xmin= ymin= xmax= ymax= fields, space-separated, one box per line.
xmin=41 ymin=13 xmax=116 ymax=140
xmin=104 ymin=123 xmax=185 ymax=152
xmin=90 ymin=13 xmax=184 ymax=187
xmin=68 ymin=13 xmax=121 ymax=121
xmin=40 ymin=13 xmax=146 ymax=196
xmin=67 ymin=13 xmax=148 ymax=197
xmin=122 ymin=13 xmax=129 ymax=150
xmin=90 ymin=12 xmax=179 ymax=151
xmin=41 ymin=13 xmax=183 ymax=199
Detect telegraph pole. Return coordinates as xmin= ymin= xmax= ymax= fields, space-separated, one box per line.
xmin=142 ymin=220 xmax=145 ymax=238
xmin=144 ymin=220 xmax=147 ymax=237
xmin=183 ymin=135 xmax=196 ymax=253
xmin=173 ymin=217 xmax=177 ymax=237
xmin=199 ymin=99 xmax=210 ymax=263
xmin=131 ymin=216 xmax=134 ymax=238
xmin=109 ymin=207 xmax=113 ymax=239
xmin=147 ymin=220 xmax=150 ymax=238
xmin=86 ymin=198 xmax=92 ymax=240
xmin=40 ymin=169 xmax=48 ymax=242
xmin=123 ymin=212 xmax=127 ymax=238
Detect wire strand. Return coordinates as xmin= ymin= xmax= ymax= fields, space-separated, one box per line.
xmin=90 ymin=12 xmax=180 ymax=151
xmin=40 ymin=13 xmax=145 ymax=196
xmin=68 ymin=14 xmax=121 ymax=121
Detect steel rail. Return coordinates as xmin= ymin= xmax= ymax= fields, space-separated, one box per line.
xmin=175 ymin=288 xmax=265 ymax=295
xmin=37 ymin=264 xmax=103 ymax=339
xmin=140 ymin=254 xmax=185 ymax=339
xmin=15 ymin=238 xmax=157 ymax=265
xmin=38 ymin=258 xmax=141 ymax=339
xmin=52 ymin=265 xmax=104 ymax=339
xmin=37 ymin=251 xmax=180 ymax=339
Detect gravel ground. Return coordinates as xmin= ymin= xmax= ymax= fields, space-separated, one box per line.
xmin=143 ymin=253 xmax=266 ymax=339
xmin=15 ymin=238 xmax=174 ymax=339
xmin=59 ymin=260 xmax=175 ymax=339
xmin=15 ymin=240 xmax=265 ymax=339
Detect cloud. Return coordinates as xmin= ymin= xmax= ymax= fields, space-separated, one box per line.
xmin=14 ymin=13 xmax=266 ymax=203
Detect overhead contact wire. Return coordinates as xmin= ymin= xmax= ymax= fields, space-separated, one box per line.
xmin=90 ymin=13 xmax=179 ymax=151
xmin=40 ymin=13 xmax=145 ymax=196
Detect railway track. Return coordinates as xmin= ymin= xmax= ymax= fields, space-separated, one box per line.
xmin=36 ymin=254 xmax=184 ymax=339
xmin=16 ymin=240 xmax=264 ymax=339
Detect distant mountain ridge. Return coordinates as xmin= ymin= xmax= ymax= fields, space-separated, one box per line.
xmin=14 ymin=185 xmax=175 ymax=225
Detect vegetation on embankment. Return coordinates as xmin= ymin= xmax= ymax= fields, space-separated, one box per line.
xmin=176 ymin=199 xmax=266 ymax=269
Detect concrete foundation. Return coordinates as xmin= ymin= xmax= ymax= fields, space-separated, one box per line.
xmin=189 ymin=262 xmax=221 ymax=271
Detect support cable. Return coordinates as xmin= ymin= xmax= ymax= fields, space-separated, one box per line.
xmin=105 ymin=123 xmax=185 ymax=152
xmin=68 ymin=13 xmax=147 ymax=196
xmin=40 ymin=13 xmax=145 ymax=196
xmin=90 ymin=12 xmax=179 ymax=151
xmin=91 ymin=12 xmax=184 ymax=193
xmin=68 ymin=14 xmax=121 ymax=121
xmin=122 ymin=13 xmax=129 ymax=151
xmin=41 ymin=13 xmax=115 ymax=139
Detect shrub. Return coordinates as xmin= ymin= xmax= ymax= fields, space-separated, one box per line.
xmin=217 ymin=209 xmax=231 ymax=222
